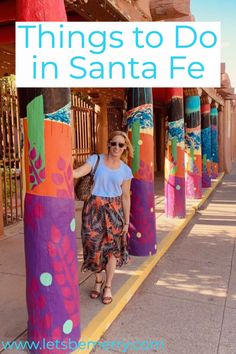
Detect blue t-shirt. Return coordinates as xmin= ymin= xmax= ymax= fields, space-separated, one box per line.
xmin=86 ymin=154 xmax=133 ymax=197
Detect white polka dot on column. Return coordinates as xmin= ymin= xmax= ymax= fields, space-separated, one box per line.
xmin=136 ymin=232 xmax=142 ymax=238
xmin=40 ymin=273 xmax=52 ymax=286
xmin=63 ymin=320 xmax=73 ymax=334
xmin=70 ymin=218 xmax=76 ymax=232
xmin=138 ymin=140 xmax=143 ymax=145
xmin=176 ymin=185 xmax=181 ymax=190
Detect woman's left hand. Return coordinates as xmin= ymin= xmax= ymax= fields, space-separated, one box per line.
xmin=122 ymin=224 xmax=129 ymax=235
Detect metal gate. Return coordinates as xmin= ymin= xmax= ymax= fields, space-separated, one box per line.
xmin=0 ymin=76 xmax=23 ymax=225
xmin=71 ymin=93 xmax=97 ymax=167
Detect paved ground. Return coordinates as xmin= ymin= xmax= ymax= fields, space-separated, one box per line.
xmin=94 ymin=165 xmax=236 ymax=354
xmin=0 ymin=168 xmax=234 ymax=354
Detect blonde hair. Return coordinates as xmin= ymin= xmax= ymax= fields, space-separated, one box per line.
xmin=108 ymin=130 xmax=134 ymax=163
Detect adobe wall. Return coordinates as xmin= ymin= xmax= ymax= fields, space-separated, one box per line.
xmin=149 ymin=0 xmax=190 ymax=21
xmin=232 ymin=103 xmax=236 ymax=161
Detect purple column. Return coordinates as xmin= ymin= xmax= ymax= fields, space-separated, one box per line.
xmin=165 ymin=88 xmax=186 ymax=218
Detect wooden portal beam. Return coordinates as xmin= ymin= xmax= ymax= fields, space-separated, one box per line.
xmin=202 ymin=88 xmax=224 ymax=106
xmin=0 ymin=24 xmax=15 ymax=44
xmin=0 ymin=0 xmax=16 ymax=23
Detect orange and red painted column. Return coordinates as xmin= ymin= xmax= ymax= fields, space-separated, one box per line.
xmin=17 ymin=0 xmax=80 ymax=350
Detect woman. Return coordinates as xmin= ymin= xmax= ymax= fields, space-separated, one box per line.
xmin=73 ymin=131 xmax=133 ymax=304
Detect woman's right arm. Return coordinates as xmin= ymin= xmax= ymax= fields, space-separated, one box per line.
xmin=73 ymin=163 xmax=92 ymax=179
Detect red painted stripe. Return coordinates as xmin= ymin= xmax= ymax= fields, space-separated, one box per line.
xmin=16 ymin=0 xmax=67 ymax=21
xmin=152 ymin=88 xmax=166 ymax=103
xmin=165 ymin=88 xmax=183 ymax=101
xmin=201 ymin=103 xmax=211 ymax=114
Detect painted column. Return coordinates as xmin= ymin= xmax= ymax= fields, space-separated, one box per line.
xmin=201 ymin=97 xmax=212 ymax=188
xmin=211 ymin=104 xmax=219 ymax=178
xmin=184 ymin=94 xmax=202 ymax=199
xmin=17 ymin=1 xmax=80 ymax=350
xmin=223 ymin=100 xmax=233 ymax=173
xmin=126 ymin=88 xmax=156 ymax=256
xmin=218 ymin=106 xmax=224 ymax=172
xmin=165 ymin=88 xmax=186 ymax=218
xmin=0 ymin=172 xmax=3 ymax=238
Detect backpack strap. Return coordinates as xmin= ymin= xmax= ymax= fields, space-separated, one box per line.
xmin=91 ymin=154 xmax=100 ymax=177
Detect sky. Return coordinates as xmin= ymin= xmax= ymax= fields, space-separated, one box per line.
xmin=191 ymin=0 xmax=236 ymax=89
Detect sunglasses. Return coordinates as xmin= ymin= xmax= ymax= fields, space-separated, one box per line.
xmin=110 ymin=141 xmax=126 ymax=148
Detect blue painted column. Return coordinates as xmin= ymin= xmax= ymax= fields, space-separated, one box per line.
xmin=211 ymin=104 xmax=219 ymax=179
xmin=184 ymin=95 xmax=202 ymax=199
xmin=201 ymin=98 xmax=212 ymax=188
xmin=126 ymin=88 xmax=157 ymax=256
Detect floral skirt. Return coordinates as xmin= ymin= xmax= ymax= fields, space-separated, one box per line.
xmin=81 ymin=195 xmax=129 ymax=273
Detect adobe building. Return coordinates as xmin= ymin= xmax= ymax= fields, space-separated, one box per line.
xmin=0 ymin=0 xmax=235 ymax=348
